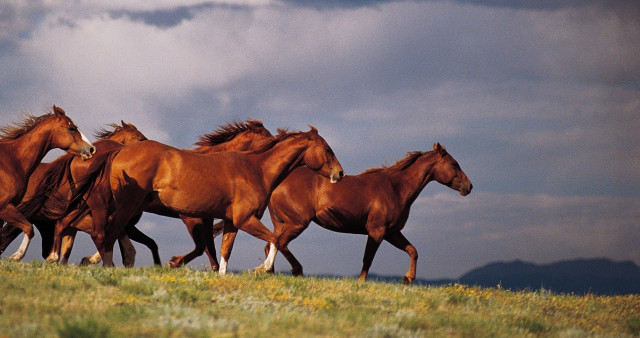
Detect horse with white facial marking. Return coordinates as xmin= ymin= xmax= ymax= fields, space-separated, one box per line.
xmin=0 ymin=106 xmax=95 ymax=259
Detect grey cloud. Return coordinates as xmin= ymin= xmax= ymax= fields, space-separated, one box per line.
xmin=108 ymin=2 xmax=253 ymax=29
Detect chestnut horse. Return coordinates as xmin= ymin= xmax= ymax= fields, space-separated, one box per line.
xmin=69 ymin=120 xmax=274 ymax=267
xmin=260 ymin=143 xmax=472 ymax=284
xmin=0 ymin=106 xmax=95 ymax=259
xmin=55 ymin=126 xmax=342 ymax=272
xmin=0 ymin=121 xmax=147 ymax=262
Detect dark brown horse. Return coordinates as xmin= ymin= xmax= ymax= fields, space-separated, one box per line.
xmin=259 ymin=143 xmax=472 ymax=284
xmin=69 ymin=120 xmax=275 ymax=267
xmin=0 ymin=106 xmax=95 ymax=259
xmin=0 ymin=121 xmax=147 ymax=262
xmin=58 ymin=127 xmax=344 ymax=270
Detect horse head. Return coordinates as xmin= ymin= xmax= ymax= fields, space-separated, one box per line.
xmin=302 ymin=126 xmax=344 ymax=183
xmin=431 ymin=143 xmax=472 ymax=196
xmin=50 ymin=106 xmax=96 ymax=160
xmin=95 ymin=120 xmax=148 ymax=144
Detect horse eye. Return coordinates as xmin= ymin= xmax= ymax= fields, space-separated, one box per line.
xmin=68 ymin=126 xmax=78 ymax=132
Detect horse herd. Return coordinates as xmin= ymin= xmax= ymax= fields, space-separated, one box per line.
xmin=0 ymin=106 xmax=472 ymax=284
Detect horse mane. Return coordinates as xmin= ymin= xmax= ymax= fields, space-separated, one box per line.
xmin=94 ymin=123 xmax=125 ymax=140
xmin=0 ymin=113 xmax=54 ymax=141
xmin=194 ymin=119 xmax=268 ymax=147
xmin=361 ymin=151 xmax=428 ymax=174
xmin=244 ymin=128 xmax=307 ymax=154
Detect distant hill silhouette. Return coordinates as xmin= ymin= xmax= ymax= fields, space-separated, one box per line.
xmin=367 ymin=258 xmax=640 ymax=295
xmin=457 ymin=258 xmax=640 ymax=295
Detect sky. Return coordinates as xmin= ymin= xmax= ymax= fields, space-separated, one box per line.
xmin=1 ymin=0 xmax=639 ymax=279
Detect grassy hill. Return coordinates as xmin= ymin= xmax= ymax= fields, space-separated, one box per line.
xmin=1 ymin=260 xmax=639 ymax=337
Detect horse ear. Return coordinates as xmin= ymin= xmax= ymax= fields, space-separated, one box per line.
xmin=53 ymin=105 xmax=65 ymax=117
xmin=433 ymin=143 xmax=447 ymax=154
xmin=121 ymin=120 xmax=127 ymax=128
xmin=307 ymin=125 xmax=318 ymax=134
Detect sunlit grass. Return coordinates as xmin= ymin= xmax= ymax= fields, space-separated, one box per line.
xmin=1 ymin=260 xmax=638 ymax=337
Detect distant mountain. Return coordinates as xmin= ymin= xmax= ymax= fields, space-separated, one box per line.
xmin=364 ymin=258 xmax=640 ymax=295
xmin=457 ymin=258 xmax=640 ymax=295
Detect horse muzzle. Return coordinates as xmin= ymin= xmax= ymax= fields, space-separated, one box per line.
xmin=79 ymin=144 xmax=96 ymax=160
xmin=330 ymin=170 xmax=344 ymax=184
xmin=459 ymin=182 xmax=473 ymax=196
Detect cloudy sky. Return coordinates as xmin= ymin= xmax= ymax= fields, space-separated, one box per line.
xmin=1 ymin=0 xmax=639 ymax=279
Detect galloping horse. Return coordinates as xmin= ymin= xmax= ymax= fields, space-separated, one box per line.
xmin=56 ymin=126 xmax=342 ymax=272
xmin=261 ymin=143 xmax=472 ymax=284
xmin=67 ymin=120 xmax=275 ymax=267
xmin=0 ymin=121 xmax=147 ymax=262
xmin=0 ymin=106 xmax=95 ymax=259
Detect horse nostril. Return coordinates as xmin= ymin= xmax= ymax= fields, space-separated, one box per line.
xmin=90 ymin=146 xmax=97 ymax=154
xmin=339 ymin=171 xmax=344 ymax=178
xmin=470 ymin=183 xmax=473 ymax=191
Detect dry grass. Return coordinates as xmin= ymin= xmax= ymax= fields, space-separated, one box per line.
xmin=1 ymin=260 xmax=639 ymax=337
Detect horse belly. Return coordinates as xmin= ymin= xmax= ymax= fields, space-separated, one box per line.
xmin=314 ymin=209 xmax=368 ymax=235
xmin=155 ymin=184 xmax=228 ymax=219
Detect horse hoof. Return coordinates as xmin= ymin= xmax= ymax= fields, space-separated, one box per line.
xmin=7 ymin=254 xmax=22 ymax=261
xmin=402 ymin=276 xmax=414 ymax=285
xmin=79 ymin=257 xmax=92 ymax=266
xmin=252 ymin=265 xmax=267 ymax=275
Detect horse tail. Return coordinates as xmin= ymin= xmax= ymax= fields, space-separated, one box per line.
xmin=17 ymin=153 xmax=76 ymax=220
xmin=212 ymin=220 xmax=224 ymax=238
xmin=63 ymin=146 xmax=122 ymax=219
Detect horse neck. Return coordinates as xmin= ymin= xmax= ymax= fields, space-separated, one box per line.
xmin=254 ymin=136 xmax=309 ymax=192
xmin=10 ymin=123 xmax=55 ymax=177
xmin=389 ymin=151 xmax=438 ymax=205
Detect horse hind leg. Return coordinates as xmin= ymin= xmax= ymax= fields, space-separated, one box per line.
xmin=125 ymin=218 xmax=161 ymax=266
xmin=267 ymin=221 xmax=308 ymax=276
xmin=168 ymin=217 xmax=212 ymax=268
xmin=0 ymin=225 xmax=24 ymax=256
xmin=0 ymin=204 xmax=35 ymax=261
xmin=384 ymin=231 xmax=418 ymax=284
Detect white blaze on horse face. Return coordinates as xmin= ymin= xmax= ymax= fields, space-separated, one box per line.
xmin=8 ymin=235 xmax=31 ymax=261
xmin=219 ymin=257 xmax=228 ymax=274
xmin=80 ymin=131 xmax=92 ymax=146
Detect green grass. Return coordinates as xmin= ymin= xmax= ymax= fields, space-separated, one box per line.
xmin=1 ymin=260 xmax=639 ymax=337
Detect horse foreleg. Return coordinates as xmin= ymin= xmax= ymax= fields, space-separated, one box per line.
xmin=359 ymin=235 xmax=383 ymax=281
xmin=60 ymin=230 xmax=78 ymax=265
xmin=219 ymin=220 xmax=238 ymax=274
xmin=0 ymin=204 xmax=35 ymax=261
xmin=384 ymin=231 xmax=418 ymax=284
xmin=233 ymin=215 xmax=277 ymax=274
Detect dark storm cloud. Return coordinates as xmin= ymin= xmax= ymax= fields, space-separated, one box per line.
xmin=107 ymin=2 xmax=250 ymax=29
